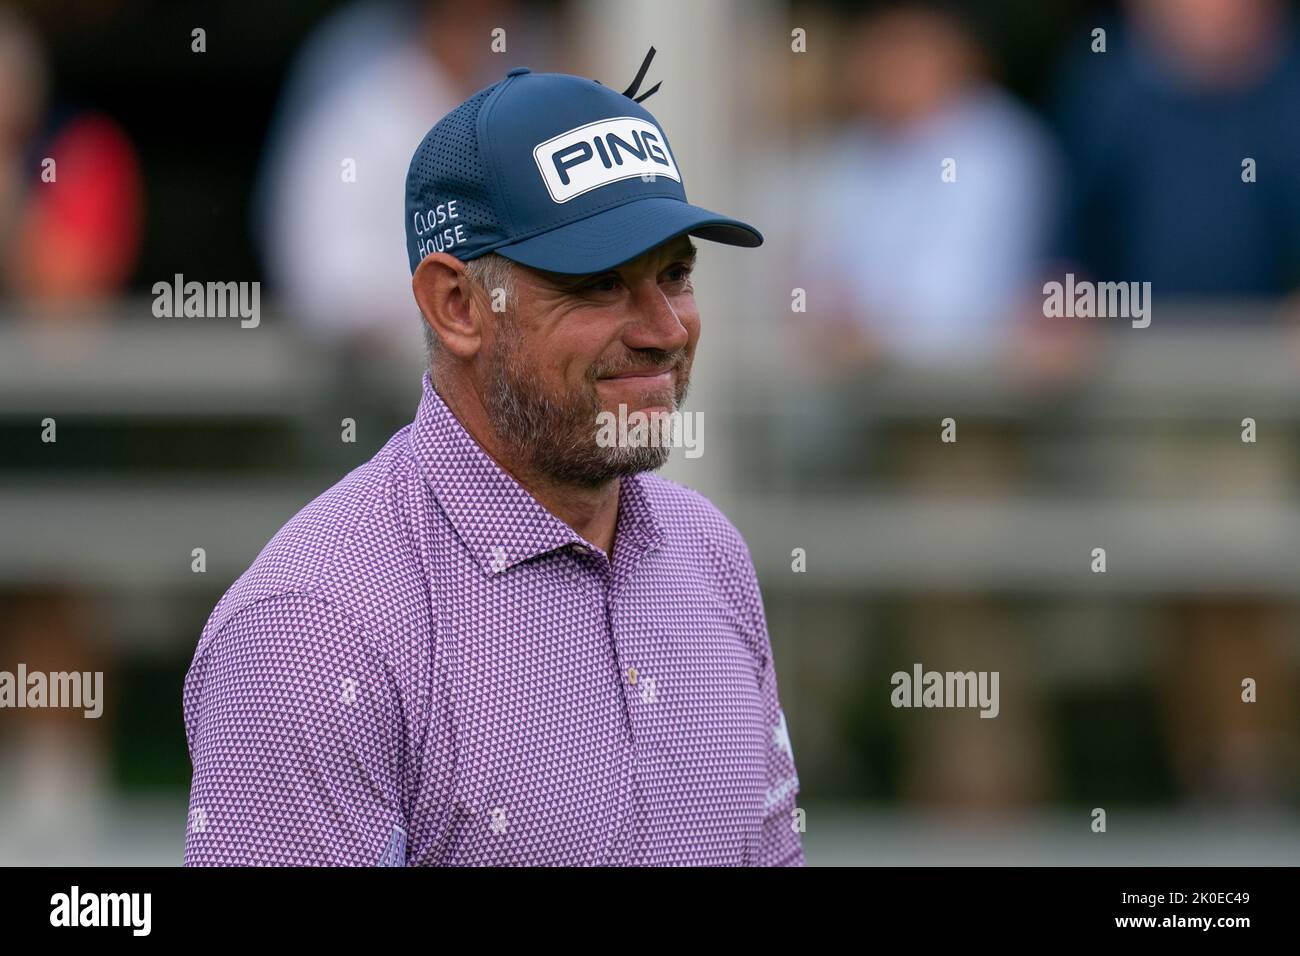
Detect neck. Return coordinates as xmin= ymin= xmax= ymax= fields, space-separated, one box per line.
xmin=434 ymin=375 xmax=622 ymax=556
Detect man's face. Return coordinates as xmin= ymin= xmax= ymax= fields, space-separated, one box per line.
xmin=477 ymin=235 xmax=700 ymax=486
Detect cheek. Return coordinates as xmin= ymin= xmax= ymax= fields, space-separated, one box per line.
xmin=512 ymin=307 xmax=584 ymax=386
xmin=548 ymin=324 xmax=608 ymax=387
xmin=680 ymin=300 xmax=702 ymax=350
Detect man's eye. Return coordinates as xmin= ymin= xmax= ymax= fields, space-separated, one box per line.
xmin=584 ymin=275 xmax=620 ymax=293
xmin=664 ymin=264 xmax=694 ymax=284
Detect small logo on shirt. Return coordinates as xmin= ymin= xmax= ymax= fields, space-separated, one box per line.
xmin=772 ymin=709 xmax=794 ymax=760
xmin=639 ymin=674 xmax=658 ymax=704
xmin=340 ymin=676 xmax=359 ymax=704
xmin=763 ymin=774 xmax=799 ymax=814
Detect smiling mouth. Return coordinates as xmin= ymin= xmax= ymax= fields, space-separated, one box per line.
xmin=595 ymin=369 xmax=678 ymax=413
xmin=599 ymin=370 xmax=673 ymax=382
xmin=596 ymin=371 xmax=676 ymax=402
xmin=600 ymin=364 xmax=676 ymax=374
xmin=597 ymin=364 xmax=676 ymax=381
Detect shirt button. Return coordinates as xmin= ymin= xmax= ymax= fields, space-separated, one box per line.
xmin=572 ymin=544 xmax=590 ymax=555
xmin=627 ymin=666 xmax=638 ymax=685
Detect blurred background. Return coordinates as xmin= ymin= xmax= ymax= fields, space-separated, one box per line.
xmin=0 ymin=0 xmax=1298 ymax=865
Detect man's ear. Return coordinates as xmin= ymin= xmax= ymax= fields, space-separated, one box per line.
xmin=412 ymin=253 xmax=484 ymax=360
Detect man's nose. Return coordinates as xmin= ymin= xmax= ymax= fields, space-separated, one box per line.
xmin=623 ymin=280 xmax=689 ymax=353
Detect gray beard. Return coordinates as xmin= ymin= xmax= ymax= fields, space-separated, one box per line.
xmin=481 ymin=316 xmax=689 ymax=487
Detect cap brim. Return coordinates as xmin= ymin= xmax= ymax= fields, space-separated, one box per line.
xmin=489 ymin=196 xmax=762 ymax=275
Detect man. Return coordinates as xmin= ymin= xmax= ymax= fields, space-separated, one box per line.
xmin=183 ymin=61 xmax=804 ymax=866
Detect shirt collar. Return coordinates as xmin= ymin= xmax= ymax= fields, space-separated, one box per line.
xmin=408 ymin=371 xmax=663 ymax=575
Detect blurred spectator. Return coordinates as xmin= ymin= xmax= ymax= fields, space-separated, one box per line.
xmin=0 ymin=7 xmax=142 ymax=311
xmin=0 ymin=7 xmax=142 ymax=865
xmin=256 ymin=0 xmax=538 ymax=361
xmin=0 ymin=6 xmax=43 ymax=290
xmin=796 ymin=1 xmax=1060 ymax=369
xmin=1053 ymin=1 xmax=1300 ymax=814
xmin=1158 ymin=601 xmax=1299 ymax=809
xmin=0 ymin=589 xmax=112 ymax=862
xmin=897 ymin=600 xmax=1053 ymax=816
xmin=1054 ymin=0 xmax=1300 ymax=301
xmin=12 ymin=115 xmax=142 ymax=307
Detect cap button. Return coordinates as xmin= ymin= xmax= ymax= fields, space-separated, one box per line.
xmin=506 ymin=66 xmax=531 ymax=77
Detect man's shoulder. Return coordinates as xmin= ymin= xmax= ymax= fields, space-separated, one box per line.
xmin=203 ymin=429 xmax=433 ymax=647
xmin=635 ymin=473 xmax=752 ymax=566
xmin=636 ymin=473 xmax=770 ymax=654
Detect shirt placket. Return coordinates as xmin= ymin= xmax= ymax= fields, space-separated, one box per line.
xmin=557 ymin=543 xmax=635 ymax=865
xmin=604 ymin=531 xmax=665 ymax=865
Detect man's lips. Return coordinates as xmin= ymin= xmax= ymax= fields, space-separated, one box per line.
xmin=596 ymin=368 xmax=675 ymax=386
xmin=598 ymin=366 xmax=676 ymax=382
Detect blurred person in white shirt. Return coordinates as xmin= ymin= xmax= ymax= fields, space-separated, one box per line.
xmin=256 ymin=0 xmax=551 ymax=363
xmin=797 ymin=1 xmax=1060 ymax=372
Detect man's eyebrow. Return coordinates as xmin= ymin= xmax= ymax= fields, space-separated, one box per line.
xmin=534 ymin=267 xmax=598 ymax=291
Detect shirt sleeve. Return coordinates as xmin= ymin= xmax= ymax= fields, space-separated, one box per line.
xmin=728 ymin=538 xmax=807 ymax=867
xmin=182 ymin=591 xmax=408 ymax=866
xmin=755 ymin=647 xmax=807 ymax=866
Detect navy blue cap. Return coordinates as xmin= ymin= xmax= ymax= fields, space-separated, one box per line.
xmin=404 ymin=64 xmax=762 ymax=275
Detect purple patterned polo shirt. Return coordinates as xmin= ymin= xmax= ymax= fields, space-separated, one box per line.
xmin=183 ymin=371 xmax=804 ymax=866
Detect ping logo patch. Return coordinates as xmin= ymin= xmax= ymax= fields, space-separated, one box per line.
xmin=533 ymin=116 xmax=680 ymax=203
